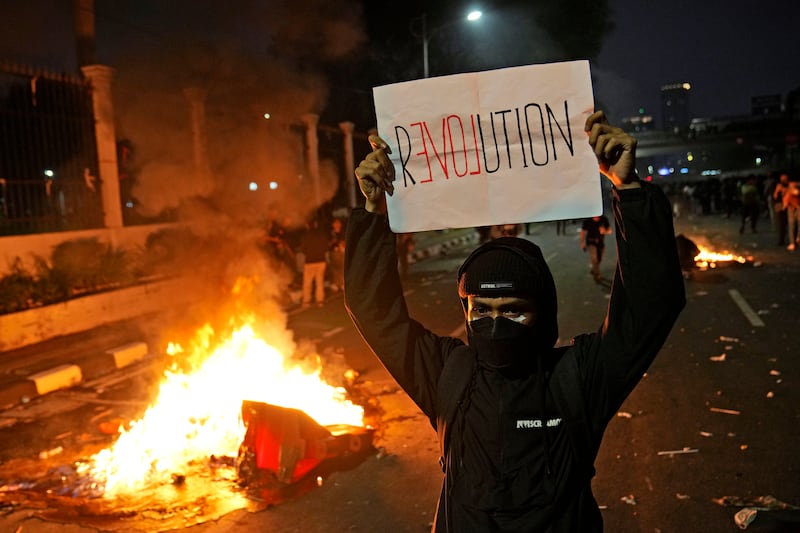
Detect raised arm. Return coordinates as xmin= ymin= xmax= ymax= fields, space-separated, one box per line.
xmin=344 ymin=136 xmax=462 ymax=419
xmin=580 ymin=111 xmax=686 ymax=415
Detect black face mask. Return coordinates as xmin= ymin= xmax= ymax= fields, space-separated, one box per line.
xmin=467 ymin=316 xmax=540 ymax=370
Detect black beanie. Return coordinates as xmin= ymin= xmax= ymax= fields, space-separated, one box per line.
xmin=458 ymin=237 xmax=559 ymax=349
xmin=458 ymin=247 xmax=538 ymax=299
xmin=458 ymin=238 xmax=552 ymax=299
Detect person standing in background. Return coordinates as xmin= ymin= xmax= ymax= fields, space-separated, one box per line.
xmin=739 ymin=176 xmax=760 ymax=234
xmin=328 ymin=218 xmax=346 ymax=293
xmin=773 ymin=173 xmax=791 ymax=246
xmin=784 ymin=178 xmax=800 ymax=251
xmin=396 ymin=233 xmax=414 ymax=280
xmin=300 ymin=217 xmax=329 ymax=306
xmin=580 ymin=214 xmax=612 ymax=283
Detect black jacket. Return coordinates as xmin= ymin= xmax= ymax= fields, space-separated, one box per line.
xmin=344 ymin=183 xmax=685 ymax=532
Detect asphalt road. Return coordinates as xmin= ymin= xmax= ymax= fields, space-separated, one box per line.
xmin=1 ymin=212 xmax=798 ymax=532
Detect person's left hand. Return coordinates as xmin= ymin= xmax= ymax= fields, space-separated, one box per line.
xmin=585 ymin=110 xmax=640 ymax=189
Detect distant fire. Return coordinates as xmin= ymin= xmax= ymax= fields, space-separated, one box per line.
xmin=77 ymin=317 xmax=364 ymax=497
xmin=694 ymin=245 xmax=750 ymax=269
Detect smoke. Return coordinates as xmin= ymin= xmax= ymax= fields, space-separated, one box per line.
xmin=93 ymin=0 xmax=366 ymax=329
xmin=104 ymin=1 xmax=364 ymax=223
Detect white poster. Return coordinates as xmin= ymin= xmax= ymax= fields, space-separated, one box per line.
xmin=372 ymin=60 xmax=602 ymax=233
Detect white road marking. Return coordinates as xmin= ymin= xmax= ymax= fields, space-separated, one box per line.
xmin=545 ymin=252 xmax=559 ymax=262
xmin=728 ymin=289 xmax=765 ymax=327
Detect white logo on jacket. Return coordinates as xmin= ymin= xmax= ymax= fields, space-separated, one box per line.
xmin=516 ymin=418 xmax=562 ymax=429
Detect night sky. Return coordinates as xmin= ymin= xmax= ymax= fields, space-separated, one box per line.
xmin=3 ymin=0 xmax=799 ymax=127
xmin=594 ymin=0 xmax=800 ymax=122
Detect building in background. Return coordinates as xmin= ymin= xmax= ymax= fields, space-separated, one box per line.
xmin=661 ymin=82 xmax=692 ymax=133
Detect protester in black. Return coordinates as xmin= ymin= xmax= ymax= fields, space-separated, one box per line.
xmin=579 ymin=215 xmax=612 ymax=283
xmin=344 ymin=111 xmax=685 ymax=532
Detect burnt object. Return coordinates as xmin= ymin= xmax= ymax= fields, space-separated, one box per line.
xmin=675 ymin=234 xmax=701 ymax=272
xmin=236 ymin=401 xmax=373 ymax=490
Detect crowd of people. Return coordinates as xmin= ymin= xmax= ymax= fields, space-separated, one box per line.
xmin=662 ymin=172 xmax=800 ymax=249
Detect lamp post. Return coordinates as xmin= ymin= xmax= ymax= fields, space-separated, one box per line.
xmin=420 ymin=9 xmax=483 ymax=78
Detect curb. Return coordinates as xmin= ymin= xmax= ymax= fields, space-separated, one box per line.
xmin=408 ymin=230 xmax=479 ymax=264
xmin=0 ymin=342 xmax=149 ymax=409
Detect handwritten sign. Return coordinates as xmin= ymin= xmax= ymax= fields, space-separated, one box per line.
xmin=373 ymin=60 xmax=602 ymax=233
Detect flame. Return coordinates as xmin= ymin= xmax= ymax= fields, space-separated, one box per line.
xmin=694 ymin=245 xmax=748 ymax=268
xmin=79 ymin=318 xmax=364 ymax=497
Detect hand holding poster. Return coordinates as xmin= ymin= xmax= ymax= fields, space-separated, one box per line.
xmin=372 ymin=60 xmax=602 ymax=233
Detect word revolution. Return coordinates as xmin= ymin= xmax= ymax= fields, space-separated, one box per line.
xmin=394 ymin=100 xmax=576 ymax=188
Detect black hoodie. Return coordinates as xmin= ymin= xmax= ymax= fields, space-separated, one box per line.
xmin=344 ymin=182 xmax=685 ymax=532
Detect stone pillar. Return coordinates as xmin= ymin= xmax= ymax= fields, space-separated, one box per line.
xmin=301 ymin=113 xmax=321 ymax=206
xmin=182 ymin=87 xmax=212 ymax=194
xmin=81 ymin=64 xmax=122 ymax=228
xmin=73 ymin=0 xmax=95 ymax=66
xmin=339 ymin=121 xmax=356 ymax=208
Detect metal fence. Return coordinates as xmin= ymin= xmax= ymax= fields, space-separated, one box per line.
xmin=0 ymin=63 xmax=102 ymax=235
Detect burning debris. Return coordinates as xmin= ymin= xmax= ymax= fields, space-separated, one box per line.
xmin=74 ymin=320 xmax=366 ymax=496
xmin=0 ymin=315 xmax=375 ymax=528
xmin=675 ymin=234 xmax=753 ymax=275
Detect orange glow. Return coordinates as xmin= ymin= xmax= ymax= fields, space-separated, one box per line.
xmin=694 ymin=245 xmax=748 ymax=269
xmin=78 ymin=317 xmax=364 ymax=497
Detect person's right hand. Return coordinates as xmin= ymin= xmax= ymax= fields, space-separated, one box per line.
xmin=355 ymin=135 xmax=395 ymax=214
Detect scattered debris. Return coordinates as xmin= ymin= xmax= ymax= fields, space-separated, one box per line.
xmin=699 ymin=431 xmax=713 ymax=437
xmin=714 ymin=495 xmax=800 ymax=529
xmin=657 ymin=447 xmax=699 ymax=456
xmin=38 ymin=446 xmax=63 ymax=459
xmin=735 ymin=508 xmax=759 ymax=529
xmin=89 ymin=408 xmax=114 ymax=423
xmin=740 ymin=445 xmax=749 ymax=451
xmin=710 ymin=407 xmax=741 ymax=415
xmin=616 ymin=411 xmax=633 ymax=418
xmin=770 ymin=369 xmax=781 ymax=376
xmin=620 ymin=494 xmax=637 ymax=505
xmin=716 ymin=495 xmax=799 ymax=509
xmin=719 ymin=336 xmax=740 ymax=343
xmin=709 ymin=353 xmax=727 ymax=362
xmin=766 ymin=391 xmax=774 ymax=399
xmin=98 ymin=418 xmax=125 ymax=435
xmin=0 ymin=481 xmax=36 ymax=492
xmin=676 ymin=493 xmax=691 ymax=500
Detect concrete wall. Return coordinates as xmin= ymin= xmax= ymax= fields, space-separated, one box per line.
xmin=0 ymin=276 xmax=193 ymax=352
xmin=0 ymin=223 xmax=178 ymax=275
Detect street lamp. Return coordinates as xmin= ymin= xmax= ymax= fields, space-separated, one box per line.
xmin=420 ymin=9 xmax=483 ymax=78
